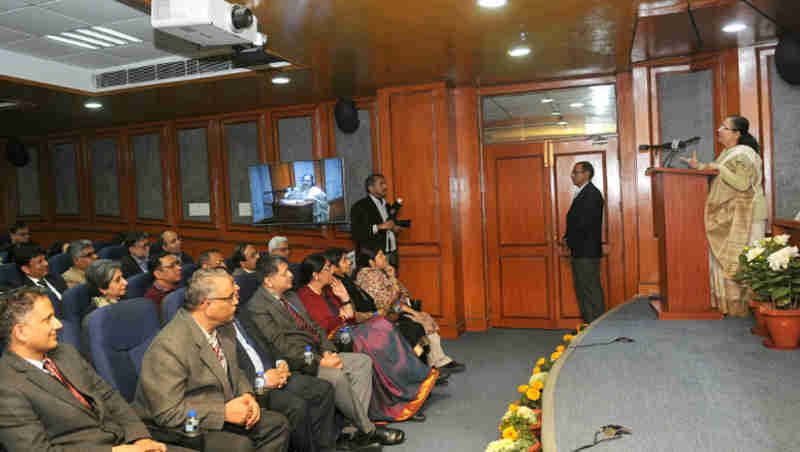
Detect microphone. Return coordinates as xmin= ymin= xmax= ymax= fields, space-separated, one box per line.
xmin=638 ymin=136 xmax=700 ymax=151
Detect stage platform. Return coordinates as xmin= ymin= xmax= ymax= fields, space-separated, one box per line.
xmin=543 ymin=299 xmax=799 ymax=452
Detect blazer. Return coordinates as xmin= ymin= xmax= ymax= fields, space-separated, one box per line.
xmin=0 ymin=343 xmax=151 ymax=452
xmin=243 ymin=286 xmax=336 ymax=376
xmin=234 ymin=315 xmax=285 ymax=383
xmin=564 ymin=182 xmax=605 ymax=258
xmin=22 ymin=273 xmax=68 ymax=317
xmin=134 ymin=308 xmax=251 ymax=432
xmin=350 ymin=196 xmax=390 ymax=259
xmin=119 ymin=254 xmax=145 ymax=279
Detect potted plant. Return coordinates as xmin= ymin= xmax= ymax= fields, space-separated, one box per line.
xmin=755 ymin=242 xmax=800 ymax=349
xmin=735 ymin=235 xmax=792 ymax=337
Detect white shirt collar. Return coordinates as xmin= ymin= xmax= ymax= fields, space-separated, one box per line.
xmin=23 ymin=357 xmax=47 ymax=372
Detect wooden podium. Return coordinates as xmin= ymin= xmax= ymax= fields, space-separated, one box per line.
xmin=645 ymin=167 xmax=723 ymax=320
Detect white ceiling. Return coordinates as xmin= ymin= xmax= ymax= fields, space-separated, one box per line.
xmin=0 ymin=0 xmax=186 ymax=69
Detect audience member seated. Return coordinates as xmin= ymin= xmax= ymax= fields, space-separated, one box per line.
xmin=324 ymin=248 xmax=427 ymax=358
xmin=85 ymin=259 xmax=129 ymax=316
xmin=356 ymin=247 xmax=465 ymax=374
xmin=15 ymin=246 xmax=67 ymax=316
xmin=0 ymin=221 xmax=34 ymax=252
xmin=144 ymin=250 xmax=182 ymax=315
xmin=150 ymin=230 xmax=194 ymax=265
xmin=243 ymin=254 xmax=403 ymax=448
xmin=134 ymin=268 xmax=290 ymax=452
xmin=232 ymin=278 xmax=339 ymax=452
xmin=62 ymin=239 xmax=97 ymax=289
xmin=198 ymin=249 xmax=227 ymax=271
xmin=297 ymin=253 xmax=438 ymax=422
xmin=46 ymin=240 xmax=70 ymax=259
xmin=268 ymin=236 xmax=300 ymax=290
xmin=0 ymin=286 xmax=183 ymax=452
xmin=232 ymin=242 xmax=260 ymax=278
xmin=120 ymin=231 xmax=150 ymax=279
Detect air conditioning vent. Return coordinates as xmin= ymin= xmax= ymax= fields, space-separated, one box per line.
xmin=198 ymin=55 xmax=231 ymax=73
xmin=156 ymin=61 xmax=187 ymax=80
xmin=96 ymin=70 xmax=127 ymax=88
xmin=128 ymin=65 xmax=156 ymax=84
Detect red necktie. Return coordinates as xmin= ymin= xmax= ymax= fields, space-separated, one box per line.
xmin=281 ymin=296 xmax=319 ymax=342
xmin=211 ymin=339 xmax=228 ymax=371
xmin=42 ymin=357 xmax=92 ymax=410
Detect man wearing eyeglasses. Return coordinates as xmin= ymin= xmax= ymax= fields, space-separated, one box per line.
xmin=120 ymin=232 xmax=150 ymax=279
xmin=135 ymin=268 xmax=290 ymax=452
xmin=559 ymin=161 xmax=605 ymax=323
xmin=62 ymin=239 xmax=97 ymax=289
xmin=267 ymin=237 xmax=301 ymax=291
xmin=144 ymin=250 xmax=183 ymax=316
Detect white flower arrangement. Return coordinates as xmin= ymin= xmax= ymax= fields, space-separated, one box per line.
xmin=528 ymin=372 xmax=548 ymax=386
xmin=485 ymin=439 xmax=517 ymax=452
xmin=746 ymin=247 xmax=765 ymax=262
xmin=767 ymin=246 xmax=800 ymax=271
xmin=515 ymin=406 xmax=540 ymax=424
xmin=774 ymin=234 xmax=791 ymax=246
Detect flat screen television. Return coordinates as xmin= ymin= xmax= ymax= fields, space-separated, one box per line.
xmin=248 ymin=158 xmax=347 ymax=226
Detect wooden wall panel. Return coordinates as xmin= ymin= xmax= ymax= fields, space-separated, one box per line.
xmin=398 ymin=255 xmax=442 ymax=318
xmin=497 ymin=156 xmax=547 ymax=245
xmin=617 ymin=72 xmax=640 ymax=300
xmin=500 ymin=256 xmax=551 ymax=319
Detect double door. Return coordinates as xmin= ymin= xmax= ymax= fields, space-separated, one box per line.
xmin=485 ymin=138 xmax=622 ymax=329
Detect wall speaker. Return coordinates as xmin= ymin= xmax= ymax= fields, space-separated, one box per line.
xmin=5 ymin=137 xmax=29 ymax=167
xmin=776 ymin=34 xmax=800 ymax=85
xmin=334 ymin=98 xmax=359 ymax=134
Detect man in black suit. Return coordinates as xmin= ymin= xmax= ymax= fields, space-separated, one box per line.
xmin=15 ymin=246 xmax=68 ymax=317
xmin=350 ymin=174 xmax=402 ymax=269
xmin=561 ymin=162 xmax=605 ymax=323
xmin=120 ymin=232 xmax=150 ymax=279
xmin=0 ymin=286 xmax=188 ymax=452
xmin=150 ymin=230 xmax=194 ymax=266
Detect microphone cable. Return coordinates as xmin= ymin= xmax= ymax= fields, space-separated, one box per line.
xmin=569 ymin=336 xmax=635 ymax=348
xmin=572 ymin=424 xmax=632 ymax=451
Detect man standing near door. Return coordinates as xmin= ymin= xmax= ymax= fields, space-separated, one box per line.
xmin=561 ymin=161 xmax=605 ymax=323
xmin=350 ymin=174 xmax=402 ymax=269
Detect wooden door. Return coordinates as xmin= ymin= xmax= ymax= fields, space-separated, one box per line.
xmin=485 ymin=142 xmax=555 ymax=328
xmin=551 ymin=138 xmax=623 ymax=328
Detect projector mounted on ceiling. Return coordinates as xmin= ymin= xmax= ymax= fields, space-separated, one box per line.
xmin=151 ymin=0 xmax=266 ymax=47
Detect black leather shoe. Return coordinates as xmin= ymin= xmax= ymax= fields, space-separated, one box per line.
xmin=436 ymin=366 xmax=453 ymax=379
xmin=409 ymin=411 xmax=426 ymax=422
xmin=435 ymin=374 xmax=449 ymax=386
xmin=372 ymin=426 xmax=405 ymax=445
xmin=338 ymin=432 xmax=383 ymax=451
xmin=438 ymin=360 xmax=466 ymax=373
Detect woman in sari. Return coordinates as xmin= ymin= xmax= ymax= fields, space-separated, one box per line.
xmin=296 ymin=253 xmax=438 ymax=423
xmin=356 ymin=247 xmax=465 ymax=373
xmin=681 ymin=115 xmax=767 ymax=316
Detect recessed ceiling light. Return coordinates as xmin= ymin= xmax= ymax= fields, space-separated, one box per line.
xmin=92 ymin=26 xmax=142 ymax=43
xmin=84 ymin=101 xmax=103 ymax=109
xmin=541 ymin=98 xmax=553 ymax=103
xmin=478 ymin=0 xmax=507 ymax=7
xmin=722 ymin=23 xmax=747 ymax=33
xmin=508 ymin=45 xmax=531 ymax=57
xmin=45 ymin=35 xmax=98 ymax=50
xmin=268 ymin=61 xmax=292 ymax=68
xmin=570 ymin=102 xmax=584 ymax=108
xmin=557 ymin=121 xmax=568 ymax=126
xmin=271 ymin=76 xmax=290 ymax=85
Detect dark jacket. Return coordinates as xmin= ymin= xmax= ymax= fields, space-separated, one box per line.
xmin=119 ymin=254 xmax=145 ymax=279
xmin=22 ymin=273 xmax=68 ymax=317
xmin=564 ymin=182 xmax=605 ymax=258
xmin=350 ymin=196 xmax=389 ymax=267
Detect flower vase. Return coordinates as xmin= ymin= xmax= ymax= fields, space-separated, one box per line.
xmin=762 ymin=308 xmax=800 ymax=350
xmin=748 ymin=300 xmax=769 ymax=337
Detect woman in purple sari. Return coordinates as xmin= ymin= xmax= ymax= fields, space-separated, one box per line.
xmin=295 ymin=253 xmax=438 ymax=423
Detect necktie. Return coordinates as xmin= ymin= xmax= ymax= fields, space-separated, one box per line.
xmin=210 ymin=337 xmax=228 ymax=372
xmin=281 ymin=296 xmax=319 ymax=342
xmin=42 ymin=357 xmax=92 ymax=410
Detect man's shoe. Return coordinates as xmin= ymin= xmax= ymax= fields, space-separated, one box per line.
xmin=372 ymin=426 xmax=405 ymax=446
xmin=339 ymin=431 xmax=383 ymax=451
xmin=438 ymin=360 xmax=466 ymax=373
xmin=435 ymin=373 xmax=449 ymax=386
xmin=409 ymin=411 xmax=426 ymax=422
xmin=436 ymin=366 xmax=452 ymax=379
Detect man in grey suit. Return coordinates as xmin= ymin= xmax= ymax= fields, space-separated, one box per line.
xmin=243 ymin=254 xmax=404 ymax=448
xmin=134 ymin=268 xmax=290 ymax=452
xmin=0 ymin=286 xmax=178 ymax=452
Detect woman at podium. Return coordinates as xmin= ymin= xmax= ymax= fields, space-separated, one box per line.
xmin=681 ymin=115 xmax=766 ymax=316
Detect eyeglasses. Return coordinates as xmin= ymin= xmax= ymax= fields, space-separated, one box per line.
xmin=160 ymin=261 xmax=180 ymax=270
xmin=273 ymin=247 xmax=290 ymax=253
xmin=207 ymin=291 xmax=238 ymax=304
xmin=719 ymin=125 xmax=736 ymax=131
xmin=79 ymin=252 xmax=97 ymax=258
xmin=571 ymin=169 xmax=585 ymax=175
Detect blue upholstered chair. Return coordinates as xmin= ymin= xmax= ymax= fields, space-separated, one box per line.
xmin=124 ymin=272 xmax=155 ymax=300
xmin=47 ymin=253 xmax=74 ymax=276
xmin=0 ymin=263 xmax=21 ymax=288
xmin=161 ymin=287 xmax=187 ymax=326
xmin=59 ymin=284 xmax=92 ymax=352
xmin=97 ymin=245 xmax=125 ymax=260
xmin=180 ymin=263 xmax=200 ymax=287
xmin=235 ymin=272 xmax=260 ymax=309
xmin=86 ymin=298 xmax=160 ymax=402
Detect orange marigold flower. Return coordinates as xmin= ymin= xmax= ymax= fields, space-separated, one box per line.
xmin=536 ymin=357 xmax=546 ymax=366
xmin=556 ymin=345 xmax=565 ymax=352
xmin=550 ymin=351 xmax=561 ymax=360
xmin=533 ymin=366 xmax=541 ymax=374
xmin=526 ymin=388 xmax=541 ymax=401
xmin=530 ymin=380 xmax=544 ymax=391
xmin=517 ymin=384 xmax=529 ymax=393
xmin=502 ymin=426 xmax=519 ymax=440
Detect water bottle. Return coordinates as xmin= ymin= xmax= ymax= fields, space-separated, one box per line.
xmin=338 ymin=327 xmax=353 ymax=353
xmin=254 ymin=371 xmax=266 ymax=395
xmin=303 ymin=345 xmax=314 ymax=366
xmin=184 ymin=409 xmax=200 ymax=437
xmin=393 ymin=302 xmax=403 ymax=314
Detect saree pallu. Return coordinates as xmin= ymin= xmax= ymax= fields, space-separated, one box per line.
xmin=296 ymin=286 xmax=437 ymax=422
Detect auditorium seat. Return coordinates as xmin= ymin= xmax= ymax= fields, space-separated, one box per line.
xmin=98 ymin=245 xmax=125 ymax=260
xmin=161 ymin=287 xmax=187 ymax=326
xmin=62 ymin=283 xmax=92 ymax=326
xmin=47 ymin=253 xmax=73 ymax=276
xmin=93 ymin=241 xmax=111 ymax=252
xmin=0 ymin=263 xmax=21 ymax=288
xmin=224 ymin=257 xmax=234 ymax=273
xmin=124 ymin=272 xmax=155 ymax=300
xmin=86 ymin=298 xmax=160 ymax=402
xmin=180 ymin=263 xmax=199 ymax=286
xmin=235 ymin=272 xmax=260 ymax=308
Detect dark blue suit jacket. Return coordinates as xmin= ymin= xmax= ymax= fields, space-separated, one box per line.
xmin=564 ymin=182 xmax=604 ymax=258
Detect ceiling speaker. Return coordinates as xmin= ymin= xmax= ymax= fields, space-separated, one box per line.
xmin=776 ymin=34 xmax=800 ymax=85
xmin=334 ymin=98 xmax=359 ymax=134
xmin=5 ymin=137 xmax=29 ymax=167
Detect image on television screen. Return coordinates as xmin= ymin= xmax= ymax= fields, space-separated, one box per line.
xmin=249 ymin=158 xmax=346 ymax=225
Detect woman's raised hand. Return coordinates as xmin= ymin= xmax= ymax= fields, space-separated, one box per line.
xmin=680 ymin=151 xmax=700 ymax=169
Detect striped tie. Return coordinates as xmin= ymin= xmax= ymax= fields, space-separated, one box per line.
xmin=281 ymin=296 xmax=319 ymax=342
xmin=43 ymin=357 xmax=92 ymax=410
xmin=211 ymin=339 xmax=227 ymax=372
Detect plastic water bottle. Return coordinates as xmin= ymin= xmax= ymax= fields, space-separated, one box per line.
xmin=392 ymin=302 xmax=403 ymax=314
xmin=339 ymin=327 xmax=351 ymax=346
xmin=184 ymin=409 xmax=200 ymax=437
xmin=303 ymin=345 xmax=314 ymax=366
xmin=254 ymin=371 xmax=266 ymax=395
